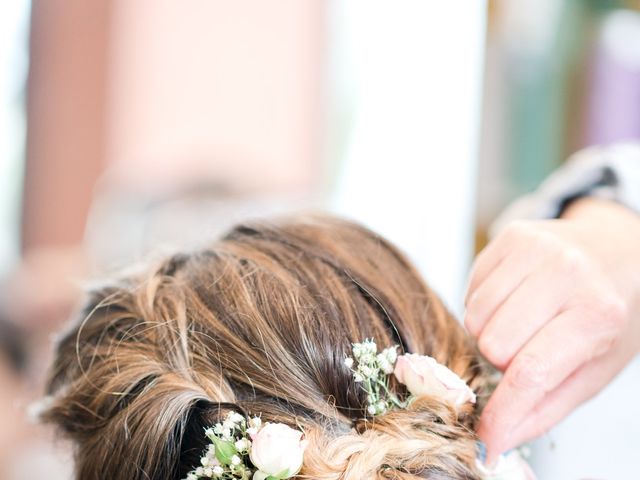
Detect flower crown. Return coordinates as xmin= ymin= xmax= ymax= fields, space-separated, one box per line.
xmin=184 ymin=339 xmax=535 ymax=480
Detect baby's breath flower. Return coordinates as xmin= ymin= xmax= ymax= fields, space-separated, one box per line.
xmin=366 ymin=340 xmax=377 ymax=354
xmin=212 ymin=465 xmax=224 ymax=477
xmin=376 ymin=353 xmax=394 ymax=374
xmin=228 ymin=412 xmax=245 ymax=424
xmin=383 ymin=346 xmax=398 ymax=364
xmin=248 ymin=416 xmax=262 ymax=429
xmin=184 ymin=410 xmax=305 ymax=480
xmin=348 ymin=340 xmax=403 ymax=417
xmin=235 ymin=438 xmax=251 ymax=452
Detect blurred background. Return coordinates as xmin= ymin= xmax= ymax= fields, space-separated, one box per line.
xmin=1 ymin=1 xmax=639 ymax=478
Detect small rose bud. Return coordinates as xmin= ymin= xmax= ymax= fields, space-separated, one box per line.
xmin=394 ymin=353 xmax=476 ymax=407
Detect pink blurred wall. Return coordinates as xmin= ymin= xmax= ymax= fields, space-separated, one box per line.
xmin=106 ymin=0 xmax=325 ymax=193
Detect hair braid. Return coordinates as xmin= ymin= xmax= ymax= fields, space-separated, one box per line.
xmin=300 ymin=397 xmax=481 ymax=480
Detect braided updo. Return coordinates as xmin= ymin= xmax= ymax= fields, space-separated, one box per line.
xmin=42 ymin=215 xmax=491 ymax=479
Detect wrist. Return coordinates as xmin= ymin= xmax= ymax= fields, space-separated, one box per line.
xmin=561 ymin=197 xmax=640 ymax=342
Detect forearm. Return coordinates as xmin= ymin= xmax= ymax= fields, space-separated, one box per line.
xmin=22 ymin=0 xmax=111 ymax=252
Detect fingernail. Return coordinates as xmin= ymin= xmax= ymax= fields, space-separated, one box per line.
xmin=463 ymin=312 xmax=475 ymax=336
xmin=484 ymin=454 xmax=498 ymax=469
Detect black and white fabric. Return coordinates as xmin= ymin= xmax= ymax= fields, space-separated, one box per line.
xmin=491 ymin=143 xmax=640 ymax=235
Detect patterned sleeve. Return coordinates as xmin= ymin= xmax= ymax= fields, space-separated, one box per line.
xmin=490 ymin=143 xmax=640 ymax=236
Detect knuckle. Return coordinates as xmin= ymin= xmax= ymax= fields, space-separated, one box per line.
xmin=557 ymin=246 xmax=589 ymax=273
xmin=586 ymin=295 xmax=628 ymax=351
xmin=503 ymin=221 xmax=534 ymax=242
xmin=598 ymin=294 xmax=628 ymax=327
xmin=506 ymin=354 xmax=550 ymax=391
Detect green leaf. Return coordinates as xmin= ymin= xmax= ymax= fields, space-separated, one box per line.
xmin=210 ymin=436 xmax=237 ymax=464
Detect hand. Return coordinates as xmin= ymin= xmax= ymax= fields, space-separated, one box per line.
xmin=465 ymin=197 xmax=640 ymax=462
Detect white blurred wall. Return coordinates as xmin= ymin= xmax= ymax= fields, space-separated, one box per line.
xmin=330 ymin=1 xmax=487 ymax=314
xmin=0 ymin=0 xmax=30 ymax=275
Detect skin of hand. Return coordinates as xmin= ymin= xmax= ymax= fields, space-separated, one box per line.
xmin=0 ymin=245 xmax=85 ymax=329
xmin=465 ymin=197 xmax=640 ymax=462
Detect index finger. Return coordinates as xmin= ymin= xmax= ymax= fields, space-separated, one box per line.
xmin=477 ymin=309 xmax=597 ymax=459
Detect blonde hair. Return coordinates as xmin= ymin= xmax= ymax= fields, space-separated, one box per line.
xmin=42 ymin=215 xmax=490 ymax=479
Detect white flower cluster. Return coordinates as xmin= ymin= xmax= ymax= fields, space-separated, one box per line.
xmin=184 ymin=411 xmax=307 ymax=480
xmin=185 ymin=411 xmax=260 ymax=480
xmin=344 ymin=339 xmax=403 ymax=415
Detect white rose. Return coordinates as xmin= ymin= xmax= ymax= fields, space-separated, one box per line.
xmin=249 ymin=423 xmax=307 ymax=479
xmin=394 ymin=353 xmax=476 ymax=407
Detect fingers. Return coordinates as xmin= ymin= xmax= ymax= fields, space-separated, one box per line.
xmin=465 ymin=221 xmax=554 ymax=337
xmin=464 ymin=222 xmax=531 ymax=302
xmin=475 ymin=265 xmax=573 ymax=370
xmin=507 ymin=358 xmax=614 ymax=449
xmin=506 ymin=309 xmax=636 ymax=448
xmin=464 ymin=252 xmax=530 ymax=338
xmin=477 ymin=307 xmax=614 ymax=459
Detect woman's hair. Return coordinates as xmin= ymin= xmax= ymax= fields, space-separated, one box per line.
xmin=42 ymin=215 xmax=491 ymax=479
